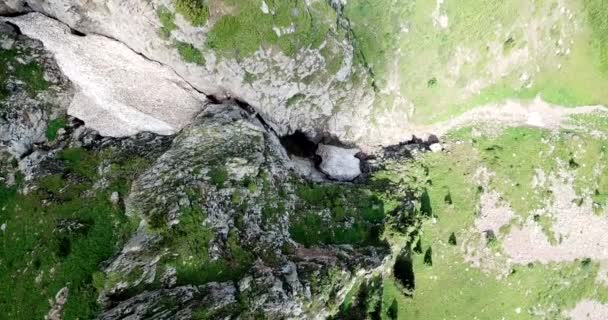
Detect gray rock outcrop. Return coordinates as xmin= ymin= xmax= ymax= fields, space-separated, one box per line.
xmin=5 ymin=13 xmax=207 ymax=137
xmin=0 ymin=0 xmax=411 ymax=146
xmin=0 ymin=21 xmax=71 ymax=158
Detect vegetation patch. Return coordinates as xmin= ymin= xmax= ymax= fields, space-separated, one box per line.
xmin=157 ymin=6 xmax=178 ymax=39
xmin=45 ymin=115 xmax=67 ymax=141
xmin=206 ymin=0 xmax=337 ymax=59
xmin=584 ymin=0 xmax=608 ymax=74
xmin=0 ymin=47 xmax=49 ymax=100
xmin=173 ymin=0 xmax=209 ymax=26
xmin=175 ymin=41 xmax=206 ymax=65
xmin=290 ymin=182 xmax=387 ymax=247
xmin=0 ymin=148 xmax=146 ymax=319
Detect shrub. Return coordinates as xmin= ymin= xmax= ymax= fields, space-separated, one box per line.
xmin=393 ymin=252 xmax=415 ymax=294
xmin=423 ymin=247 xmax=433 ymax=266
xmin=208 ymin=166 xmax=228 ymax=187
xmin=175 ymin=41 xmax=205 ymax=65
xmin=157 ymin=6 xmax=177 ymax=39
xmin=46 ymin=115 xmax=67 ymax=140
xmin=387 ymin=299 xmax=398 ymax=319
xmin=448 ymin=232 xmax=457 ymax=245
xmin=420 ymin=190 xmax=432 ymax=216
xmin=173 ymin=0 xmax=209 ymax=26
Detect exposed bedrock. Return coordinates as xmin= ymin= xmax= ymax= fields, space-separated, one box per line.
xmin=0 ymin=0 xmax=413 ymax=146
xmin=4 ymin=13 xmax=207 ymax=137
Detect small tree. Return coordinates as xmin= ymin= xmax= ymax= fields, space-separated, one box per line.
xmin=424 ymin=247 xmax=433 ymax=266
xmin=393 ymin=252 xmax=415 ymax=294
xmin=387 ymin=299 xmax=399 ymax=319
xmin=420 ymin=190 xmax=432 ymax=216
xmin=444 ymin=191 xmax=452 ymax=205
xmin=413 ymin=238 xmax=423 ymax=254
xmin=448 ymin=232 xmax=457 ymax=245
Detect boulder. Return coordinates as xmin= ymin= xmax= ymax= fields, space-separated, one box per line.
xmin=316 ymin=144 xmax=362 ymax=181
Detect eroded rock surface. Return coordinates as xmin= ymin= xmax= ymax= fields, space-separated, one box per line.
xmin=5 ymin=13 xmax=207 ymax=137
xmin=0 ymin=21 xmax=72 ymax=158
xmin=96 ymin=103 xmax=391 ymax=318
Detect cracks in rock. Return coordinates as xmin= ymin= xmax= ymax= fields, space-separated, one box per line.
xmin=326 ymin=0 xmax=379 ymax=93
xmin=69 ymin=28 xmax=85 ymax=37
xmin=1 ymin=9 xmax=289 ymax=141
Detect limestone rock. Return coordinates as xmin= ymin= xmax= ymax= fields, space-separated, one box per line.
xmin=316 ymin=144 xmax=362 ymax=181
xmin=0 ymin=0 xmax=409 ymax=146
xmin=5 ymin=13 xmax=207 ymax=137
xmin=0 ymin=21 xmax=72 ymax=158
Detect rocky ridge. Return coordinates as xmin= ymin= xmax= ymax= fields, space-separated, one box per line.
xmin=0 ymin=20 xmax=430 ymax=319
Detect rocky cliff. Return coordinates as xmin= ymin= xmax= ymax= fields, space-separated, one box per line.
xmin=3 ymin=0 xmax=608 ymax=319
xmin=0 ymin=19 xmax=430 ymax=319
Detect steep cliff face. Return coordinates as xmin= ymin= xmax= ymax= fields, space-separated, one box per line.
xmin=0 ymin=23 xmax=427 ymax=318
xmin=1 ymin=0 xmax=386 ymax=145
xmin=3 ymin=1 xmax=608 ymax=319
xmin=4 ymin=0 xmax=606 ymax=147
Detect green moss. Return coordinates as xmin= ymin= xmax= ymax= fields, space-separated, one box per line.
xmin=320 ymin=46 xmax=344 ymax=75
xmin=157 ymin=6 xmax=178 ymax=39
xmin=243 ymin=71 xmax=257 ymax=84
xmin=286 ymin=93 xmax=305 ymax=108
xmin=173 ymin=0 xmax=209 ymax=26
xmin=208 ymin=166 xmax=228 ymax=187
xmin=175 ymin=41 xmax=205 ymax=65
xmin=45 ymin=115 xmax=67 ymax=141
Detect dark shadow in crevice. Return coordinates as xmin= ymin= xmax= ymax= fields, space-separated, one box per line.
xmin=69 ymin=27 xmax=86 ymax=37
xmin=3 ymin=21 xmax=22 ymax=35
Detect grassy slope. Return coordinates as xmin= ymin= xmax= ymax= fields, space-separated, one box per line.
xmin=343 ymin=0 xmax=608 ymax=124
xmin=0 ymin=149 xmax=148 ymax=319
xmin=379 ymin=110 xmax=608 ymax=319
xmin=382 ymin=123 xmax=608 ymax=318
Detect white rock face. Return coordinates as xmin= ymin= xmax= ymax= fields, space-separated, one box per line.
xmin=316 ymin=144 xmax=361 ymax=181
xmin=5 ymin=13 xmax=207 ymax=137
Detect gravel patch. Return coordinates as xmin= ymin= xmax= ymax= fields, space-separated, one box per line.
xmin=566 ymin=300 xmax=608 ymax=320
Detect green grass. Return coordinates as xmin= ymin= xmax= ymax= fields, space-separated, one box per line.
xmin=378 ymin=136 xmax=608 ymax=319
xmin=584 ymin=0 xmax=608 ymax=73
xmin=0 ymin=148 xmax=143 ymax=319
xmin=206 ymin=0 xmax=337 ymax=59
xmin=1 ymin=47 xmax=50 ymax=100
xmin=45 ymin=115 xmax=67 ymax=141
xmin=173 ymin=0 xmax=209 ymax=26
xmin=464 ymin=126 xmax=608 ymax=216
xmin=175 ymin=41 xmax=205 ymax=65
xmin=58 ymin=148 xmax=100 ymax=180
xmin=290 ymin=182 xmax=386 ymax=247
xmin=340 ymin=0 xmax=608 ymax=124
xmin=157 ymin=6 xmax=178 ymax=39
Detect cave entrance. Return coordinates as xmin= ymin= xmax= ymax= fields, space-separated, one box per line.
xmin=279 ymin=130 xmax=318 ymax=158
